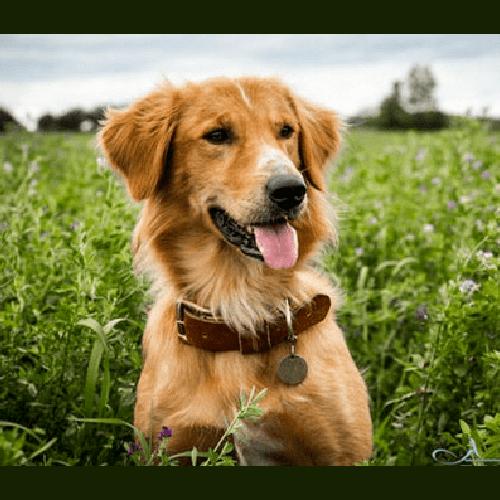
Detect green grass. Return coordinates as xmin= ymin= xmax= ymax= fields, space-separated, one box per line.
xmin=1 ymin=122 xmax=498 ymax=465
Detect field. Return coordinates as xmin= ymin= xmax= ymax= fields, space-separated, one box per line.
xmin=1 ymin=120 xmax=498 ymax=465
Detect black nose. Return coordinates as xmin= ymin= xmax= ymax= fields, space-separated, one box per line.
xmin=266 ymin=174 xmax=307 ymax=211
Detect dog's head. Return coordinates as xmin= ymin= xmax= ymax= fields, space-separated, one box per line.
xmin=99 ymin=77 xmax=341 ymax=270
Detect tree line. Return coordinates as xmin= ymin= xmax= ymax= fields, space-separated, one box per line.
xmin=37 ymin=106 xmax=107 ymax=132
xmin=349 ymin=65 xmax=449 ymax=130
xmin=358 ymin=97 xmax=450 ymax=131
xmin=1 ymin=65 xmax=498 ymax=133
xmin=0 ymin=106 xmax=108 ymax=133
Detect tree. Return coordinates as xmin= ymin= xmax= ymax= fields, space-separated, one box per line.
xmin=405 ymin=64 xmax=437 ymax=113
xmin=370 ymin=64 xmax=448 ymax=131
xmin=378 ymin=94 xmax=411 ymax=130
xmin=58 ymin=109 xmax=85 ymax=131
xmin=84 ymin=106 xmax=106 ymax=131
xmin=38 ymin=113 xmax=57 ymax=132
xmin=0 ymin=107 xmax=19 ymax=133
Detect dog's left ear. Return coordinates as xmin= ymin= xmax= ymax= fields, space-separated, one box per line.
xmin=291 ymin=95 xmax=342 ymax=192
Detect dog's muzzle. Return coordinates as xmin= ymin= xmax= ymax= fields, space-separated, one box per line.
xmin=210 ymin=174 xmax=307 ymax=269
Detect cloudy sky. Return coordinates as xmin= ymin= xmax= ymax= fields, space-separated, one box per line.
xmin=1 ymin=34 xmax=499 ymax=130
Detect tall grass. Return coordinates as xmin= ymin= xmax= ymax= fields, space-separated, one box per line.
xmin=1 ymin=121 xmax=498 ymax=465
xmin=327 ymin=122 xmax=499 ymax=465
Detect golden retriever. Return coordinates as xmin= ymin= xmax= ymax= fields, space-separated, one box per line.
xmin=99 ymin=76 xmax=372 ymax=465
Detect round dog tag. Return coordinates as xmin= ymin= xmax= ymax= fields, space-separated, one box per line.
xmin=277 ymin=354 xmax=308 ymax=385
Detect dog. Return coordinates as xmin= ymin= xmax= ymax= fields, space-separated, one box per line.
xmin=99 ymin=76 xmax=372 ymax=465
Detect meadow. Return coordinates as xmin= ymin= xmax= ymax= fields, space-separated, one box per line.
xmin=1 ymin=120 xmax=498 ymax=465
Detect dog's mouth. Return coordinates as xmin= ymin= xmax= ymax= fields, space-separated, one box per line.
xmin=209 ymin=207 xmax=299 ymax=269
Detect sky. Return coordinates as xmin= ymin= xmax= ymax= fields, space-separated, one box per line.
xmin=1 ymin=34 xmax=499 ymax=131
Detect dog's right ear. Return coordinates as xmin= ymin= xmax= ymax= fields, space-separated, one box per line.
xmin=99 ymin=83 xmax=178 ymax=201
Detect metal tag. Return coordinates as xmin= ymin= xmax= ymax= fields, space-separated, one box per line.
xmin=277 ymin=354 xmax=308 ymax=385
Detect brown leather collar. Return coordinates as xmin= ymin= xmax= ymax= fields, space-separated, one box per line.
xmin=176 ymin=294 xmax=331 ymax=354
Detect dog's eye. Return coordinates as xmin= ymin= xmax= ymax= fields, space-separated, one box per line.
xmin=203 ymin=128 xmax=232 ymax=144
xmin=279 ymin=125 xmax=294 ymax=139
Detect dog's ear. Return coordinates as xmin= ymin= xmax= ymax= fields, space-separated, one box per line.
xmin=99 ymin=83 xmax=178 ymax=201
xmin=291 ymin=95 xmax=342 ymax=192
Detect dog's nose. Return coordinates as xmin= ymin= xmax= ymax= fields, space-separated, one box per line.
xmin=266 ymin=174 xmax=307 ymax=211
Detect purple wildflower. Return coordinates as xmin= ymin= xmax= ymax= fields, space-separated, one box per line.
xmin=128 ymin=443 xmax=143 ymax=455
xmin=158 ymin=427 xmax=173 ymax=440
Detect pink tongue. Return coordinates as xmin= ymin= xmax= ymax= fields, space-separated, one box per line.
xmin=254 ymin=223 xmax=298 ymax=269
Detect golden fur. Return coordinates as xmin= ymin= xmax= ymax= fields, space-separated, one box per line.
xmin=99 ymin=76 xmax=372 ymax=465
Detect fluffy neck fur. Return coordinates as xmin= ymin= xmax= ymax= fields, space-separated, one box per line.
xmin=133 ymin=192 xmax=335 ymax=335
